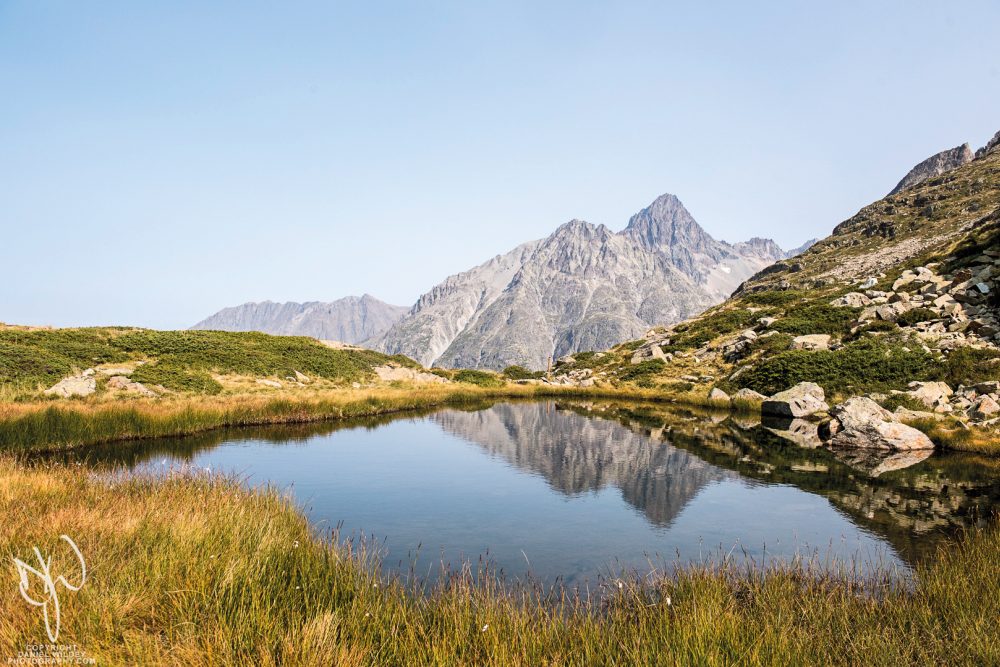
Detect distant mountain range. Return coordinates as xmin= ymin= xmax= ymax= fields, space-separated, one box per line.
xmin=374 ymin=193 xmax=808 ymax=369
xmin=191 ymin=294 xmax=407 ymax=344
xmin=193 ymin=193 xmax=815 ymax=370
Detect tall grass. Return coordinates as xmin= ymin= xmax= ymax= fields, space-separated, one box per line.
xmin=0 ymin=458 xmax=997 ymax=665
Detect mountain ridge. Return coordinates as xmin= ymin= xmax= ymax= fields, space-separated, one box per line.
xmin=376 ymin=193 xmax=798 ymax=370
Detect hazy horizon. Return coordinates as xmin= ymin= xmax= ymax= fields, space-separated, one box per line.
xmin=3 ymin=1 xmax=999 ymax=329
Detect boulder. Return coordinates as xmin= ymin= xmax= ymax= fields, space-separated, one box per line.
xmin=761 ymin=382 xmax=829 ymax=418
xmin=733 ymin=388 xmax=767 ymax=403
xmin=256 ymin=379 xmax=283 ymax=388
xmin=828 ymin=397 xmax=934 ymax=450
xmin=970 ymin=395 xmax=1000 ymax=420
xmin=830 ymin=292 xmax=873 ymax=308
xmin=906 ymin=381 xmax=953 ymax=411
xmin=791 ymin=334 xmax=831 ymax=351
xmin=374 ymin=365 xmax=448 ymax=384
xmin=107 ymin=375 xmax=157 ymax=397
xmin=709 ymin=388 xmax=730 ymax=402
xmin=44 ymin=374 xmax=97 ymax=398
xmin=293 ymin=370 xmax=311 ymax=384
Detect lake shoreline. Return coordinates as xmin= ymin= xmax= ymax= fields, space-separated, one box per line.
xmin=0 ymin=383 xmax=740 ymax=454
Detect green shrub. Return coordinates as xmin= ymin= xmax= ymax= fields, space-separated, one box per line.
xmin=937 ymin=348 xmax=1000 ymax=387
xmin=452 ymin=369 xmax=505 ymax=388
xmin=502 ymin=365 xmax=543 ymax=380
xmin=771 ymin=304 xmax=859 ymax=336
xmin=665 ymin=309 xmax=759 ymax=351
xmin=739 ymin=338 xmax=937 ymax=396
xmin=740 ymin=289 xmax=810 ymax=307
xmin=752 ymin=333 xmax=794 ymax=355
xmin=616 ymin=359 xmax=666 ymax=384
xmin=130 ymin=362 xmax=223 ymax=395
xmin=896 ymin=307 xmax=939 ymax=327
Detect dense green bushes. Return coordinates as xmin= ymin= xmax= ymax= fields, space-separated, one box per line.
xmin=896 ymin=307 xmax=939 ymax=327
xmin=770 ymin=304 xmax=859 ymax=336
xmin=738 ymin=338 xmax=937 ymax=396
xmin=502 ymin=365 xmax=544 ymax=380
xmin=452 ymin=369 xmax=505 ymax=388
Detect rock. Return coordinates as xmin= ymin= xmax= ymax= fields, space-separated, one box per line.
xmin=971 ymin=395 xmax=1000 ymax=420
xmin=875 ymin=303 xmax=912 ymax=321
xmin=44 ymin=374 xmax=97 ymax=398
xmin=709 ymin=388 xmax=730 ymax=402
xmin=107 ymin=375 xmax=157 ymax=397
xmin=374 ymin=365 xmax=448 ymax=384
xmin=758 ymin=317 xmax=777 ymax=328
xmin=859 ymin=277 xmax=878 ymax=290
xmin=830 ymin=292 xmax=872 ymax=308
xmin=975 ymin=381 xmax=1000 ymax=394
xmin=791 ymin=334 xmax=831 ymax=351
xmin=256 ymin=379 xmax=283 ymax=388
xmin=761 ymin=382 xmax=829 ymax=419
xmin=631 ymin=344 xmax=669 ymax=365
xmin=906 ymin=381 xmax=953 ymax=411
xmin=828 ymin=397 xmax=935 ymax=450
xmin=293 ymin=370 xmax=311 ymax=384
xmin=733 ymin=388 xmax=767 ymax=403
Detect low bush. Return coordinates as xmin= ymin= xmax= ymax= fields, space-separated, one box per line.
xmin=770 ymin=304 xmax=859 ymax=336
xmin=896 ymin=307 xmax=939 ymax=327
xmin=502 ymin=365 xmax=544 ymax=381
xmin=452 ymin=369 xmax=505 ymax=388
xmin=616 ymin=359 xmax=666 ymax=386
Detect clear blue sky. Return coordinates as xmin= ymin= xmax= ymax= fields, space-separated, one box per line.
xmin=2 ymin=1 xmax=998 ymax=329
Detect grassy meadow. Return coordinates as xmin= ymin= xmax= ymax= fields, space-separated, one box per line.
xmin=1 ymin=457 xmax=997 ymax=666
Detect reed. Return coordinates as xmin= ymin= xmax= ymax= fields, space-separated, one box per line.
xmin=0 ymin=457 xmax=996 ymax=665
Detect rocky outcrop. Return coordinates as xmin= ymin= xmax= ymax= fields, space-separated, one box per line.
xmin=44 ymin=371 xmax=97 ymax=398
xmin=373 ymin=365 xmax=448 ymax=384
xmin=761 ymin=382 xmax=829 ymax=419
xmin=377 ymin=193 xmax=799 ymax=369
xmin=888 ymin=144 xmax=973 ymax=195
xmin=192 ymin=294 xmax=407 ymax=344
xmin=791 ymin=334 xmax=831 ymax=351
xmin=827 ymin=397 xmax=935 ymax=450
xmin=975 ymin=130 xmax=1000 ymax=159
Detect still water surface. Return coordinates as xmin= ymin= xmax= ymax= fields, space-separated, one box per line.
xmin=53 ymin=400 xmax=1000 ymax=585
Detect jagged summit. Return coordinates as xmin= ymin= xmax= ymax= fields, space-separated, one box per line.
xmin=889 ymin=143 xmax=973 ymax=196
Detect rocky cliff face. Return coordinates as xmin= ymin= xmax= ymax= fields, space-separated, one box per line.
xmin=191 ymin=294 xmax=407 ymax=344
xmin=888 ymin=143 xmax=974 ymax=195
xmin=377 ymin=194 xmax=792 ymax=369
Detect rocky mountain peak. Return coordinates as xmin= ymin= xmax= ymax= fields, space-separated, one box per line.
xmin=731 ymin=237 xmax=787 ymax=261
xmin=976 ymin=130 xmax=1000 ymax=159
xmin=889 ymin=143 xmax=973 ymax=196
xmin=623 ymin=193 xmax=713 ymax=253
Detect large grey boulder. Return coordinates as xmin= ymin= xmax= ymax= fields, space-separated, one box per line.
xmin=970 ymin=395 xmax=1000 ymax=420
xmin=761 ymin=382 xmax=829 ymax=418
xmin=828 ymin=397 xmax=934 ymax=450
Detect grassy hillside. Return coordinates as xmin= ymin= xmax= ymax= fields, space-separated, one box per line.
xmin=0 ymin=326 xmax=418 ymax=397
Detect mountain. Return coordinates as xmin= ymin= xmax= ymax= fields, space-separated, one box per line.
xmin=785 ymin=238 xmax=818 ymax=258
xmin=888 ymin=143 xmax=973 ymax=195
xmin=191 ymin=294 xmax=407 ymax=344
xmin=553 ymin=128 xmax=1000 ymax=433
xmin=376 ymin=194 xmax=795 ymax=370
